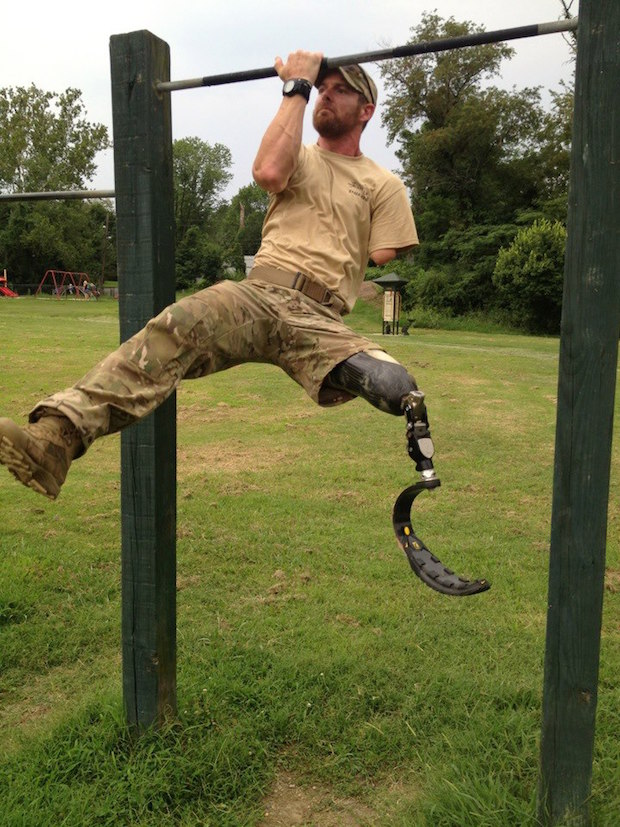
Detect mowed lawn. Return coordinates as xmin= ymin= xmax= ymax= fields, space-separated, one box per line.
xmin=0 ymin=295 xmax=618 ymax=826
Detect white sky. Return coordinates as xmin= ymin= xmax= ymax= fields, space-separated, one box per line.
xmin=1 ymin=0 xmax=576 ymax=198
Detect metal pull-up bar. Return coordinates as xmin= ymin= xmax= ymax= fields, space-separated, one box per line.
xmin=157 ymin=18 xmax=578 ymax=93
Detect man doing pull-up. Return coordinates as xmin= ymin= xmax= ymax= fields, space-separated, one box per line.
xmin=0 ymin=50 xmax=435 ymax=500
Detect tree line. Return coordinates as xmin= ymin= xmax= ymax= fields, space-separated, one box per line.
xmin=0 ymin=12 xmax=574 ymax=332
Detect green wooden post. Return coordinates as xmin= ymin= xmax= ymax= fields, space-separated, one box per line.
xmin=110 ymin=30 xmax=177 ymax=729
xmin=538 ymin=2 xmax=619 ymax=824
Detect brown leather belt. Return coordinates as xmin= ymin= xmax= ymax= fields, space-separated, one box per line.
xmin=248 ymin=265 xmax=345 ymax=315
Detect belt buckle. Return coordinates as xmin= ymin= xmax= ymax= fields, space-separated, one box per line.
xmin=292 ymin=271 xmax=307 ymax=291
xmin=293 ymin=271 xmax=337 ymax=310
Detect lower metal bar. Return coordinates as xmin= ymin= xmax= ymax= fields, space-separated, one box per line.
xmin=0 ymin=190 xmax=115 ymax=202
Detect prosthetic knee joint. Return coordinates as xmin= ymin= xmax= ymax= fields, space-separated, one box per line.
xmin=401 ymin=390 xmax=437 ymax=483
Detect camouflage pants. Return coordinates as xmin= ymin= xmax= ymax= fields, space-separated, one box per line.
xmin=31 ymin=278 xmax=385 ymax=447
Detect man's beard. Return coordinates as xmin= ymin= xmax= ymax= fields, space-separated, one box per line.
xmin=313 ymin=107 xmax=358 ymax=138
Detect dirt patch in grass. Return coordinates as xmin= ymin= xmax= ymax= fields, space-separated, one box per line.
xmin=178 ymin=440 xmax=302 ymax=475
xmin=240 ymin=569 xmax=313 ymax=608
xmin=259 ymin=771 xmax=378 ymax=826
xmin=177 ymin=401 xmax=235 ymax=423
xmin=605 ymin=568 xmax=620 ymax=593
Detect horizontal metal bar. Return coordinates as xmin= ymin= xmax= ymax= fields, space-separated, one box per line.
xmin=0 ymin=189 xmax=115 ymax=202
xmin=157 ymin=18 xmax=578 ymax=93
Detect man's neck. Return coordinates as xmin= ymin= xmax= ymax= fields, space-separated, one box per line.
xmin=316 ymin=134 xmax=363 ymax=157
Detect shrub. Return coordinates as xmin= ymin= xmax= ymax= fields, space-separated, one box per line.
xmin=492 ymin=219 xmax=566 ymax=333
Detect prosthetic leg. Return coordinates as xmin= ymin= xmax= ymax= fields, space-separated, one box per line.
xmin=326 ymin=352 xmax=489 ymax=596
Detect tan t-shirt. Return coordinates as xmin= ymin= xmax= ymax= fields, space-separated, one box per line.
xmin=253 ymin=143 xmax=418 ymax=313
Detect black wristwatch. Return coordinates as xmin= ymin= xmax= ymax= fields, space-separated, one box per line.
xmin=282 ymin=78 xmax=312 ymax=102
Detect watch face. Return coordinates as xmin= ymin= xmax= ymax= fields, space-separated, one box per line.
xmin=282 ymin=78 xmax=310 ymax=101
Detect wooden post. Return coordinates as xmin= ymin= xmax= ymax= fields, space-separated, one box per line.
xmin=110 ymin=31 xmax=177 ymax=730
xmin=538 ymin=2 xmax=619 ymax=824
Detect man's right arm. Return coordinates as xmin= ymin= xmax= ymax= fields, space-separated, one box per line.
xmin=252 ymin=50 xmax=323 ymax=194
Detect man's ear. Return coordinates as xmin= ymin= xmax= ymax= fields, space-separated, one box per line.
xmin=360 ymin=102 xmax=376 ymax=125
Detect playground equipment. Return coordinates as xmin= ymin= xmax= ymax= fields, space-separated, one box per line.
xmin=0 ymin=269 xmax=18 ymax=297
xmin=35 ymin=270 xmax=98 ymax=299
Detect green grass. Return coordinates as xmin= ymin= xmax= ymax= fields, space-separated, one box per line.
xmin=0 ymin=295 xmax=618 ymax=826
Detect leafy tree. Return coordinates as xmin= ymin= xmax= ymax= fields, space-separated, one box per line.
xmin=0 ymin=85 xmax=109 ymax=192
xmin=380 ymin=14 xmax=547 ymax=227
xmin=215 ymin=182 xmax=269 ymax=261
xmin=175 ymin=225 xmax=223 ymax=289
xmin=381 ymin=14 xmax=513 ymax=138
xmin=492 ymin=219 xmax=566 ymax=333
xmin=173 ymin=137 xmax=233 ymax=248
xmin=532 ymin=85 xmax=573 ymax=205
xmin=235 ymin=183 xmax=270 ymax=256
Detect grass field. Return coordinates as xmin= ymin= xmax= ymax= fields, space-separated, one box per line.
xmin=0 ymin=295 xmax=618 ymax=826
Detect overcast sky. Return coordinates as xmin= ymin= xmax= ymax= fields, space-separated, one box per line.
xmin=2 ymin=0 xmax=576 ymax=198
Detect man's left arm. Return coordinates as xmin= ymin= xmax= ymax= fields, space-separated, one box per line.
xmin=368 ymin=179 xmax=419 ymax=265
xmin=370 ymin=248 xmax=397 ymax=266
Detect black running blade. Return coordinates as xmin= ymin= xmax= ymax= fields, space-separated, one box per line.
xmin=393 ymin=480 xmax=490 ymax=596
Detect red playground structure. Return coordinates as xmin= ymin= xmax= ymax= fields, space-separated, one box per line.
xmin=0 ymin=269 xmax=18 ymax=297
xmin=35 ymin=269 xmax=99 ymax=299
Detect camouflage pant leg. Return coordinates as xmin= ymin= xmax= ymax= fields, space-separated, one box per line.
xmin=30 ymin=279 xmax=382 ymax=446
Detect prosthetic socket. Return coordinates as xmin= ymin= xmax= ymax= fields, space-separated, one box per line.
xmin=325 ymin=352 xmax=437 ymax=481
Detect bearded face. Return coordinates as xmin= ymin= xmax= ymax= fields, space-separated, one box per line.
xmin=312 ymin=74 xmax=368 ymax=138
xmin=313 ymin=103 xmax=364 ymax=138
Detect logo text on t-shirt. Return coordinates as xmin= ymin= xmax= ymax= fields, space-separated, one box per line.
xmin=348 ymin=180 xmax=370 ymax=202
